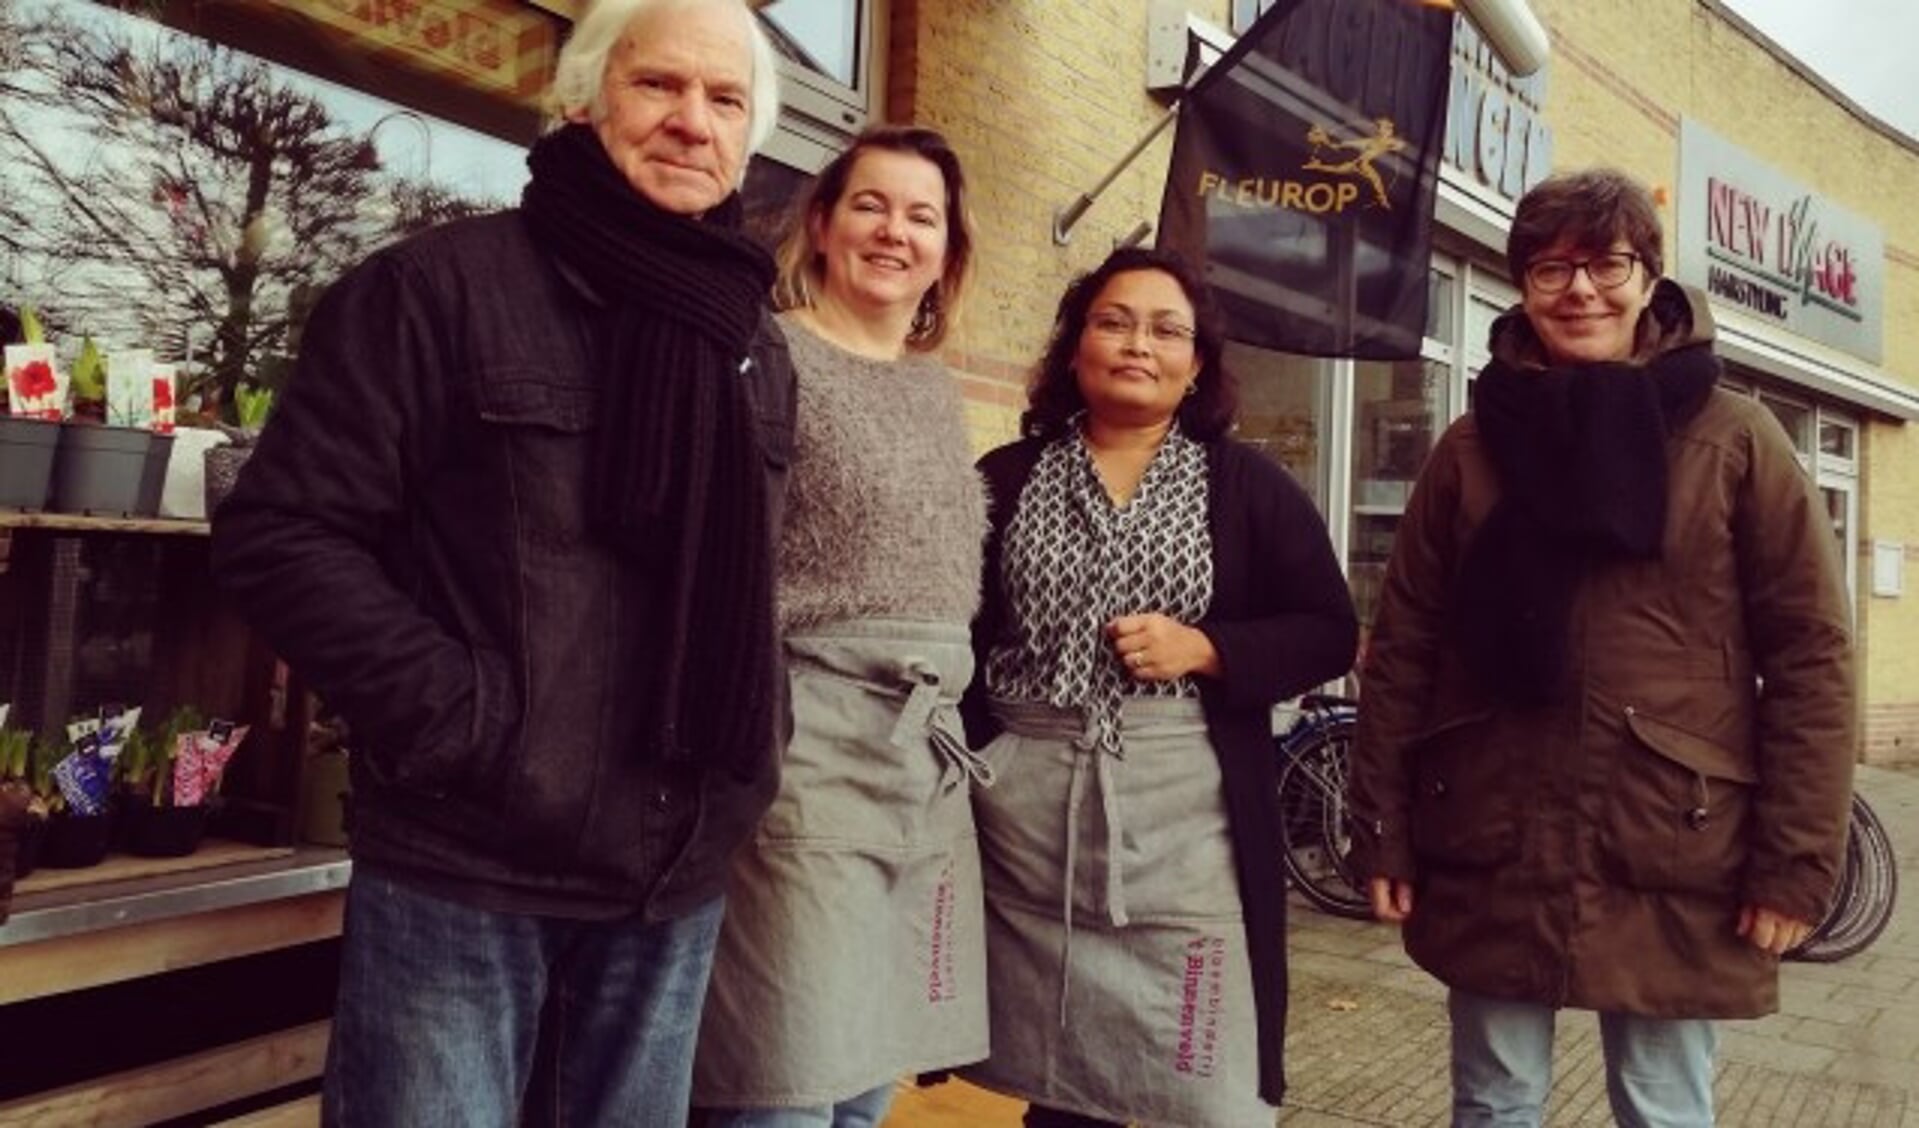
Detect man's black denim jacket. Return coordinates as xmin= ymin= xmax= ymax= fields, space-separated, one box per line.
xmin=212 ymin=211 xmax=794 ymax=919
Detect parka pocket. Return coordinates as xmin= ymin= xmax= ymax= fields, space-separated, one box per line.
xmin=1603 ymin=707 xmax=1755 ymax=893
xmin=1408 ymin=711 xmax=1518 ymax=870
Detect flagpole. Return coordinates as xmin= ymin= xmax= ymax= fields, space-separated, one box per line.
xmin=1052 ymin=103 xmax=1181 ymax=245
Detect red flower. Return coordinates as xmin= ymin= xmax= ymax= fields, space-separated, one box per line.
xmin=10 ymin=360 xmax=56 ymax=401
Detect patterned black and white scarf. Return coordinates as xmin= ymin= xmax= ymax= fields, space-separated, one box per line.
xmin=986 ymin=424 xmax=1214 ymax=759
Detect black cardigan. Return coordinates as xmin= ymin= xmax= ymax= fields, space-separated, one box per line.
xmin=964 ymin=434 xmax=1360 ymax=1105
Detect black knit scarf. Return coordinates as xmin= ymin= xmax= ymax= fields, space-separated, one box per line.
xmin=521 ymin=124 xmax=778 ymax=770
xmin=1454 ymin=336 xmax=1719 ymax=705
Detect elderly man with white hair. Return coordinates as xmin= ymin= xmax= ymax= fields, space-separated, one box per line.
xmin=211 ymin=1 xmax=792 ymax=1123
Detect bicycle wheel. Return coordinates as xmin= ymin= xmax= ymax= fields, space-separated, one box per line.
xmin=1793 ymin=794 xmax=1898 ymax=963
xmin=1275 ymin=717 xmax=1373 ymax=920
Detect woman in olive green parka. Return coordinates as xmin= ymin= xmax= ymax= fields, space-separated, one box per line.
xmin=1350 ymin=168 xmax=1855 ymax=1128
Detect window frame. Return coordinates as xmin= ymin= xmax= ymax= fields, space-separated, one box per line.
xmin=763 ymin=0 xmax=876 ymax=137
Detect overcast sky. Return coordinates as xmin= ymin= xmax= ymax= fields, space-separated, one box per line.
xmin=1718 ymin=0 xmax=1917 ymax=142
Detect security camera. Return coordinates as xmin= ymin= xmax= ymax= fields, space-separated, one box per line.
xmin=1457 ymin=0 xmax=1550 ymax=77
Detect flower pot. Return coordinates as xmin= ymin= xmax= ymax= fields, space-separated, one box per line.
xmin=51 ymin=423 xmax=152 ymax=517
xmin=159 ymin=427 xmax=230 ymax=519
xmin=203 ymin=440 xmax=255 ymax=516
xmin=13 ymin=813 xmax=46 ymax=879
xmin=0 ymin=415 xmax=60 ymax=511
xmin=1 ymin=790 xmax=35 ymax=919
xmin=40 ymin=809 xmax=115 ymax=869
xmin=135 ymin=430 xmax=175 ymax=517
xmin=121 ymin=797 xmax=210 ymax=858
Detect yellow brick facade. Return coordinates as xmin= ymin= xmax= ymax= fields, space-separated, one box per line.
xmin=882 ymin=0 xmax=1919 ymax=762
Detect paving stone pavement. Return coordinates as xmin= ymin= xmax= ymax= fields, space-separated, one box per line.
xmin=1275 ymin=764 xmax=1919 ymax=1127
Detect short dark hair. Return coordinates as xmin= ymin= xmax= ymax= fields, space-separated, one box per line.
xmin=1021 ymin=246 xmax=1238 ymax=441
xmin=1506 ymin=168 xmax=1664 ymax=288
xmin=773 ymin=125 xmax=974 ymax=351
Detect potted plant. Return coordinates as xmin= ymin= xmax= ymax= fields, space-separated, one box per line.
xmin=0 ymin=723 xmax=48 ymax=885
xmin=1 ymin=723 xmax=43 ymax=921
xmin=204 ymin=382 xmax=273 ymax=515
xmin=37 ymin=732 xmax=117 ymax=869
xmin=1 ymin=306 xmax=64 ymax=511
xmin=105 ymin=348 xmax=175 ymax=517
xmin=116 ymin=707 xmax=214 ymax=857
xmin=0 ymin=788 xmax=30 ymax=923
xmin=51 ymin=337 xmax=154 ymax=517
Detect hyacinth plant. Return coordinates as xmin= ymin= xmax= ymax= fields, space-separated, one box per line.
xmin=233 ymin=383 xmax=274 ymax=431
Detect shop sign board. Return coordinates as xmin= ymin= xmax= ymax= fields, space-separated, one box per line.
xmin=1443 ymin=14 xmax=1553 ymax=202
xmin=1676 ymin=118 xmax=1883 ymax=363
xmin=263 ymin=0 xmax=556 ymax=102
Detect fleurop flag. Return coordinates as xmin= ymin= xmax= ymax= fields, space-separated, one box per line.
xmin=1157 ymin=0 xmax=1455 ymax=359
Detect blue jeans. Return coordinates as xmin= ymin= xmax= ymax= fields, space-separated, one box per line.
xmin=702 ymin=1082 xmax=896 ymax=1128
xmin=1449 ymin=989 xmax=1717 ymax=1128
xmin=322 ymin=869 xmax=725 ymax=1128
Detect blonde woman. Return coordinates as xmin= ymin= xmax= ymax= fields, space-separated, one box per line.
xmin=694 ymin=125 xmax=986 ymax=1128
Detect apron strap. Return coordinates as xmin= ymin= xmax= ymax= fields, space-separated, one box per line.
xmin=888 ymin=663 xmax=995 ymax=791
xmin=1056 ymin=713 xmax=1131 ymax=1029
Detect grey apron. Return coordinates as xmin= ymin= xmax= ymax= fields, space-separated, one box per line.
xmin=693 ymin=619 xmax=990 ymax=1107
xmin=962 ymin=698 xmax=1271 ymax=1128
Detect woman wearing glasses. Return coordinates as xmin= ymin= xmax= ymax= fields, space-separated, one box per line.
xmin=1349 ymin=168 xmax=1855 ymax=1127
xmin=959 ymin=246 xmax=1358 ymax=1127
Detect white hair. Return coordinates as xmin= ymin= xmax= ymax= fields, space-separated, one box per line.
xmin=547 ymin=0 xmax=781 ymax=162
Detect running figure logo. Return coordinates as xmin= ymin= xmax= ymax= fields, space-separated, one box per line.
xmin=1303 ymin=119 xmax=1406 ymax=209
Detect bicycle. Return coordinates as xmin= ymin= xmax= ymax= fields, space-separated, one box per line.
xmin=1273 ymin=693 xmax=1372 ymax=920
xmin=1786 ymin=791 xmax=1898 ymax=963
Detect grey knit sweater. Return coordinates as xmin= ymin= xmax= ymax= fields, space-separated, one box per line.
xmin=775 ymin=313 xmax=986 ymax=633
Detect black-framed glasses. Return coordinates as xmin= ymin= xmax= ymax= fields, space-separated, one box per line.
xmin=1087 ymin=310 xmax=1197 ymax=347
xmin=1524 ymin=251 xmax=1642 ymax=294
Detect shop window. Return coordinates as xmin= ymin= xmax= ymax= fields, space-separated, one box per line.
xmin=1820 ymin=419 xmax=1857 ymax=461
xmin=1426 ymin=268 xmax=1457 ymax=347
xmin=1464 ymin=275 xmax=1517 ymax=376
xmin=0 ymin=0 xmax=542 ymax=417
xmin=1817 ymin=412 xmax=1860 ymax=607
xmin=1760 ymin=394 xmax=1815 ymax=464
xmin=1348 ymin=356 xmax=1448 ymax=628
xmin=1 ymin=0 xmax=849 ymax=421
xmin=1228 ymin=345 xmax=1333 ymax=508
xmin=1823 ymin=483 xmax=1857 ymax=598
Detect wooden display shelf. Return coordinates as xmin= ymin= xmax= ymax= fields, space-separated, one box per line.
xmin=0 ymin=845 xmax=350 ymax=1005
xmin=0 ymin=510 xmax=210 ymax=536
xmin=0 ymin=1020 xmax=329 ymax=1127
xmin=15 ymin=839 xmax=293 ymax=897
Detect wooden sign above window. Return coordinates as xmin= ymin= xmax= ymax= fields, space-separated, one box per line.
xmin=262 ymin=0 xmax=556 ymax=103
